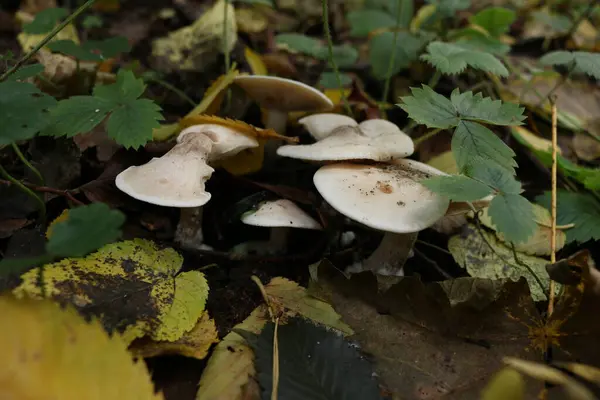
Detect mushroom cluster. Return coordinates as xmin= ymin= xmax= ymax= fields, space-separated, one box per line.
xmin=277 ymin=113 xmax=451 ymax=276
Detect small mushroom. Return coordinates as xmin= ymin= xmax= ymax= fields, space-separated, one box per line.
xmin=231 ymin=199 xmax=322 ymax=256
xmin=277 ymin=121 xmax=414 ymax=162
xmin=313 ymin=159 xmax=450 ymax=276
xmin=234 ymin=75 xmax=334 ymax=135
xmin=298 ymin=113 xmax=358 ymax=141
xmin=178 ymin=123 xmax=259 ymax=161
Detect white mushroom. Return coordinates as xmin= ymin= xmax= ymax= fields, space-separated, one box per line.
xmin=231 ymin=199 xmax=322 ymax=256
xmin=298 ymin=113 xmax=358 ymax=141
xmin=277 ymin=122 xmax=414 ymax=162
xmin=313 ymin=159 xmax=450 ymax=276
xmin=178 ymin=124 xmax=258 ymax=162
xmin=234 ymin=75 xmax=334 ymax=135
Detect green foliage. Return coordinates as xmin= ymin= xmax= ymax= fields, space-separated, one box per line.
xmin=22 ymin=7 xmax=68 ymax=34
xmin=427 ymin=0 xmax=471 ymax=15
xmin=537 ymin=192 xmax=600 ymax=243
xmin=43 ymin=70 xmax=163 ymax=148
xmin=347 ymin=10 xmax=396 ymax=37
xmin=318 ymin=72 xmax=352 ymax=89
xmin=369 ymin=32 xmax=430 ymax=79
xmin=400 ymin=86 xmax=535 ymax=243
xmin=469 ymin=7 xmax=516 ymax=37
xmin=422 ymin=175 xmax=493 ymax=201
xmin=238 ymin=318 xmax=383 ymax=400
xmin=274 ymin=34 xmax=358 ymax=67
xmin=6 ymin=64 xmax=45 ymax=81
xmin=234 ymin=0 xmax=274 ymax=5
xmin=81 ymin=15 xmax=104 ymax=29
xmin=449 ymin=31 xmax=510 ymax=55
xmin=47 ymin=37 xmax=131 ymax=62
xmin=531 ymin=10 xmax=572 ymax=34
xmin=421 ymin=41 xmax=509 ymax=76
xmin=46 ymin=203 xmax=126 ymax=258
xmin=540 ymin=51 xmax=600 ymax=80
xmin=0 ymin=80 xmax=57 ymax=145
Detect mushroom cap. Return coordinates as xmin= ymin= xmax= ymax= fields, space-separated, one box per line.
xmin=234 ymin=75 xmax=333 ymax=112
xmin=276 ymin=123 xmax=414 ymax=162
xmin=313 ymin=160 xmax=450 ymax=233
xmin=241 ymin=199 xmax=322 ymax=229
xmin=298 ymin=113 xmax=358 ymax=141
xmin=116 ymin=132 xmax=215 ymax=208
xmin=178 ymin=124 xmax=259 ymax=161
xmin=358 ymin=119 xmax=405 ymax=137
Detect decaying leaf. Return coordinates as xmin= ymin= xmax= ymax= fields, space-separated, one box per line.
xmin=179 ymin=115 xmax=296 ymax=143
xmin=132 ymin=312 xmax=219 ymax=359
xmin=235 ymin=6 xmax=268 ymax=34
xmin=0 ymin=295 xmax=163 ymax=400
xmin=448 ymin=223 xmax=553 ymax=301
xmin=151 ymin=0 xmax=237 ymax=72
xmin=196 ymin=276 xmax=351 ymax=400
xmin=511 ymin=126 xmax=561 ymax=155
xmin=244 ymin=47 xmax=267 ymax=76
xmin=573 ymin=132 xmax=600 ymax=162
xmin=481 ymin=367 xmax=525 ymax=400
xmin=16 ymin=10 xmax=80 ymax=52
xmin=13 ymin=239 xmax=209 ymax=344
xmin=426 ymin=150 xmax=459 ymax=174
xmin=217 ymin=138 xmax=266 ymax=176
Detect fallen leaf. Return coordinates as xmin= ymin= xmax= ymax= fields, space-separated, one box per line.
xmin=0 ymin=295 xmax=163 ymax=400
xmin=45 ymin=208 xmax=69 ymax=239
xmin=0 ymin=218 xmax=31 ymax=239
xmin=511 ymin=126 xmax=561 ymax=155
xmin=131 ymin=312 xmax=219 ymax=359
xmin=13 ymin=239 xmax=209 ymax=344
xmin=218 ymin=138 xmax=266 ymax=176
xmin=15 ymin=11 xmax=80 ymax=52
xmin=179 ymin=115 xmax=296 ymax=143
xmin=261 ymin=52 xmax=298 ymax=77
xmin=572 ymin=132 xmax=600 ymax=161
xmin=244 ymin=47 xmax=267 ymax=76
xmin=426 ymin=150 xmax=459 ymax=174
xmin=448 ymin=223 xmax=554 ymax=301
xmin=72 ymin=123 xmax=120 ymax=162
xmin=235 ymin=6 xmax=268 ymax=34
xmin=481 ymin=367 xmax=525 ymax=400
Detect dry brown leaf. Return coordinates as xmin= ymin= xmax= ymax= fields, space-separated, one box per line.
xmin=572 ymin=132 xmax=600 ymax=161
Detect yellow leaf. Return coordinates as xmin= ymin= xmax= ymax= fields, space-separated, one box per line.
xmin=0 ymin=295 xmax=163 ymax=400
xmin=244 ymin=47 xmax=267 ymax=76
xmin=426 ymin=151 xmax=459 ymax=175
xmin=179 ymin=115 xmax=297 ymax=143
xmin=410 ymin=4 xmax=437 ymax=33
xmin=152 ymin=68 xmax=239 ymax=141
xmin=16 ymin=11 xmax=80 ymax=52
xmin=45 ymin=209 xmax=70 ymax=239
xmin=219 ymin=138 xmax=266 ymax=176
xmin=481 ymin=367 xmax=524 ymax=400
xmin=236 ymin=7 xmax=268 ymax=34
xmin=324 ymin=88 xmax=352 ymax=106
xmin=151 ymin=0 xmax=237 ymax=72
xmin=13 ymin=239 xmax=208 ymax=345
xmin=511 ymin=126 xmax=562 ymax=155
xmin=132 ymin=312 xmax=219 ymax=360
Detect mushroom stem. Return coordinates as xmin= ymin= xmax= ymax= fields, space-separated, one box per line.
xmin=175 ymin=207 xmax=205 ymax=250
xmin=265 ymin=110 xmax=289 ymax=135
xmin=268 ymin=227 xmax=290 ymax=253
xmin=352 ymin=232 xmax=418 ymax=276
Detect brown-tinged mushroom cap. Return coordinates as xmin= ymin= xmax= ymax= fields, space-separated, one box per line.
xmin=313 ymin=159 xmax=449 ymax=233
xmin=115 ymin=132 xmax=214 ymax=208
xmin=298 ymin=113 xmax=358 ymax=141
xmin=241 ymin=199 xmax=322 ymax=229
xmin=178 ymin=124 xmax=258 ymax=161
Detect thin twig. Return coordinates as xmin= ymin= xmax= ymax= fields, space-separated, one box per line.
xmin=536 ymin=63 xmax=574 ymax=109
xmin=416 ymin=239 xmax=452 ymax=255
xmin=414 ymin=248 xmax=452 ymax=280
xmin=548 ymin=96 xmax=558 ymax=317
xmin=144 ymin=75 xmax=196 ymax=108
xmin=0 ymin=0 xmax=97 ymax=82
xmin=271 ymin=317 xmax=280 ymax=400
xmin=251 ymin=275 xmax=275 ymax=320
xmin=0 ymin=178 xmax=83 ymax=206
xmin=414 ymin=128 xmax=443 ymax=147
xmin=0 ymin=165 xmax=46 ymax=222
xmin=380 ymin=4 xmax=403 ymax=105
xmin=565 ymin=0 xmax=600 ymax=40
xmin=322 ymin=0 xmax=352 ymax=116
xmin=11 ymin=143 xmax=44 ymax=185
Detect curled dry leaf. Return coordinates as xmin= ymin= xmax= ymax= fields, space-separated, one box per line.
xmin=0 ymin=295 xmax=163 ymax=400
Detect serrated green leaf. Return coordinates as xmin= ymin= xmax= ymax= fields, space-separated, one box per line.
xmin=465 ymin=160 xmax=520 ymax=193
xmin=22 ymin=7 xmax=68 ymax=34
xmin=47 ymin=39 xmax=103 ymax=61
xmin=347 ymin=10 xmax=396 ymax=37
xmin=46 ymin=203 xmax=126 ymax=258
xmin=275 ymin=33 xmax=322 ymax=56
xmin=421 ymin=41 xmax=508 ymax=76
xmin=369 ymin=31 xmax=428 ymax=79
xmin=470 ymin=7 xmax=516 ymax=37
xmin=94 ymin=69 xmax=146 ymax=102
xmin=318 ymin=72 xmax=352 ymax=89
xmin=42 ymin=96 xmax=113 ymax=138
xmin=452 ymin=121 xmax=516 ymax=173
xmin=451 ymin=30 xmax=510 ymax=55
xmin=6 ymin=64 xmax=45 ymax=81
xmin=238 ymin=318 xmax=383 ymax=400
xmin=537 ymin=191 xmax=600 ymax=243
xmin=448 ymin=223 xmax=550 ymax=302
xmin=106 ymin=99 xmax=162 ymax=148
xmin=398 ymin=85 xmax=458 ymax=128
xmin=487 ymin=194 xmax=536 ymax=244
xmin=423 ymin=175 xmax=493 ymax=201
xmin=316 ymin=44 xmax=359 ymax=67
xmin=426 ymin=0 xmax=470 ymax=15
xmin=0 ymin=81 xmax=57 ymax=145
xmin=540 ymin=51 xmax=600 ymax=80
xmin=82 ymin=15 xmax=104 ymax=29
xmin=85 ymin=36 xmax=131 ymax=60
xmin=450 ymin=89 xmax=525 ymax=126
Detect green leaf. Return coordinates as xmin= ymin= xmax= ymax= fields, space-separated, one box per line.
xmin=42 ymin=96 xmax=114 ymax=138
xmin=46 ymin=203 xmax=126 ymax=258
xmin=82 ymin=15 xmax=104 ymax=29
xmin=421 ymin=41 xmax=509 ymax=76
xmin=487 ymin=194 xmax=536 ymax=244
xmin=389 ymin=0 xmax=414 ymax=28
xmin=106 ymin=99 xmax=162 ymax=148
xmin=448 ymin=223 xmax=551 ymax=301
xmin=347 ymin=10 xmax=396 ymax=37
xmin=47 ymin=40 xmax=102 ymax=62
xmin=470 ymin=7 xmax=516 ymax=37
xmin=238 ymin=318 xmax=383 ymax=400
xmin=317 ymin=44 xmax=359 ymax=68
xmin=275 ymin=33 xmax=322 ymax=56
xmin=426 ymin=0 xmax=470 ymax=16
xmin=450 ymin=30 xmax=510 ymax=55
xmin=540 ymin=51 xmax=600 ymax=80
xmin=452 ymin=121 xmax=516 ymax=173
xmin=22 ymin=7 xmax=68 ymax=34
xmin=369 ymin=31 xmax=429 ymax=79
xmin=422 ymin=174 xmax=493 ymax=201
xmin=537 ymin=191 xmax=600 ymax=243
xmin=6 ymin=64 xmax=45 ymax=81
xmin=47 ymin=37 xmax=131 ymax=61
xmin=318 ymin=72 xmax=352 ymax=89
xmin=531 ymin=10 xmax=572 ymax=34
xmin=450 ymin=89 xmax=525 ymax=126
xmin=464 ymin=160 xmax=520 ymax=193
xmin=0 ymin=81 xmax=57 ymax=145
xmin=398 ymin=85 xmax=459 ymax=128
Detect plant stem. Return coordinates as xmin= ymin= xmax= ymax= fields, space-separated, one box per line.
xmin=537 ymin=63 xmax=575 ymax=109
xmin=144 ymin=75 xmax=196 ymax=107
xmin=11 ymin=143 xmax=44 ymax=185
xmin=322 ymin=0 xmax=352 ymax=116
xmin=565 ymin=0 xmax=600 ymax=39
xmin=222 ymin=0 xmax=232 ymax=111
xmin=0 ymin=0 xmax=97 ymax=82
xmin=0 ymin=164 xmax=46 ymax=222
xmin=403 ymin=71 xmax=442 ymax=133
xmin=414 ymin=128 xmax=443 ymax=147
xmin=380 ymin=4 xmax=403 ymax=104
xmin=548 ymin=96 xmax=558 ymax=317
